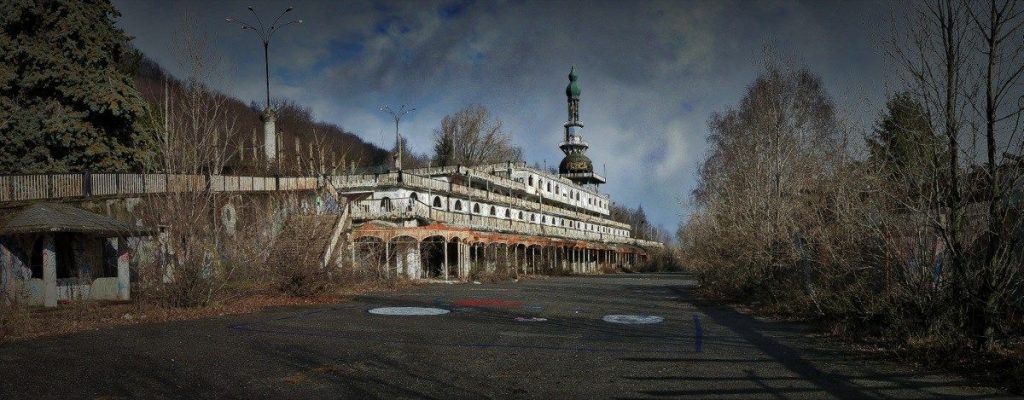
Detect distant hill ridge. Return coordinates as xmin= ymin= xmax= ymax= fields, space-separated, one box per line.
xmin=131 ymin=53 xmax=390 ymax=175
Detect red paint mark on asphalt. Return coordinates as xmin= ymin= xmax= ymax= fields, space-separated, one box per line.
xmin=452 ymin=298 xmax=523 ymax=308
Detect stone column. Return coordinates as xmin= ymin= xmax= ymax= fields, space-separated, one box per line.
xmin=42 ymin=234 xmax=57 ymax=308
xmin=116 ymin=238 xmax=130 ymax=301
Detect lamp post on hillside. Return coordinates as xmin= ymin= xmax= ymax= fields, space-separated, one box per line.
xmin=227 ymin=6 xmax=301 ymax=172
xmin=380 ymin=105 xmax=415 ymax=171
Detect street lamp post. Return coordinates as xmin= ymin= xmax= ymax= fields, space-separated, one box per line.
xmin=227 ymin=6 xmax=301 ymax=172
xmin=227 ymin=6 xmax=301 ymax=110
xmin=380 ymin=105 xmax=415 ymax=171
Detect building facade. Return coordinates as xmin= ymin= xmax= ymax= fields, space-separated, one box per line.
xmin=337 ymin=68 xmax=661 ymax=280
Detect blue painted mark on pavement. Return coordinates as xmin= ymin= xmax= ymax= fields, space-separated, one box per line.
xmin=694 ymin=315 xmax=703 ymax=352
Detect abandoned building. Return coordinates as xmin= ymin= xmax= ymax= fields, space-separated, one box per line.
xmin=338 ymin=67 xmax=661 ymax=279
xmin=0 ymin=68 xmax=661 ymax=307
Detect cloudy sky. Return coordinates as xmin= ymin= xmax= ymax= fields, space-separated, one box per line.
xmin=112 ymin=0 xmax=901 ymax=235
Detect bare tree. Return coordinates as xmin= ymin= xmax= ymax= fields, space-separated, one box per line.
xmin=966 ymin=0 xmax=1024 ymax=348
xmin=889 ymin=0 xmax=977 ymax=285
xmin=137 ymin=14 xmax=268 ymax=307
xmin=682 ymin=58 xmax=843 ymax=304
xmin=431 ymin=105 xmax=523 ymax=167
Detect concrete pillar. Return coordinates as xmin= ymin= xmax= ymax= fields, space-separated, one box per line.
xmin=116 ymin=238 xmax=130 ymax=301
xmin=465 ymin=243 xmax=471 ymax=278
xmin=563 ymin=247 xmax=568 ymax=272
xmin=583 ymin=249 xmax=587 ymax=273
xmin=578 ymin=248 xmax=583 ymax=273
xmin=584 ymin=249 xmax=589 ymax=273
xmin=459 ymin=242 xmax=468 ymax=279
xmin=573 ymin=248 xmax=578 ymax=273
xmin=588 ymin=249 xmax=592 ymax=273
xmin=442 ymin=239 xmax=449 ymax=280
xmin=530 ymin=247 xmax=536 ymax=275
xmin=350 ymin=240 xmax=356 ymax=271
xmin=394 ymin=242 xmax=403 ymax=276
xmin=570 ymin=248 xmax=575 ymax=273
xmin=404 ymin=242 xmax=412 ymax=277
xmin=505 ymin=245 xmax=511 ymax=274
xmin=384 ymin=241 xmax=391 ymax=279
xmin=1 ymin=240 xmax=14 ymax=302
xmin=263 ymin=110 xmax=277 ymax=161
xmin=513 ymin=246 xmax=518 ymax=274
xmin=574 ymin=248 xmax=579 ymax=273
xmin=483 ymin=245 xmax=491 ymax=274
xmin=42 ymin=234 xmax=56 ymax=308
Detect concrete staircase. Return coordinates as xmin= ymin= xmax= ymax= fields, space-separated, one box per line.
xmin=266 ymin=186 xmax=350 ymax=270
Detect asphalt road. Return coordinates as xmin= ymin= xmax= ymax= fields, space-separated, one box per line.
xmin=0 ymin=273 xmax=1016 ymax=399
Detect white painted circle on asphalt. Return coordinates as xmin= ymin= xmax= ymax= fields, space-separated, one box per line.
xmin=602 ymin=314 xmax=664 ymax=324
xmin=368 ymin=307 xmax=450 ymax=316
xmin=514 ymin=317 xmax=548 ymax=322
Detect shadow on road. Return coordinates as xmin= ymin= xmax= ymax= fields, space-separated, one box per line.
xmin=606 ymin=281 xmax=1001 ymax=399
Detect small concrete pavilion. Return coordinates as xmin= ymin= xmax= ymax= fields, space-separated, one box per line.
xmin=0 ymin=203 xmax=153 ymax=307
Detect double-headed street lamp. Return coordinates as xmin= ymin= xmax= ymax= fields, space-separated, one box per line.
xmin=227 ymin=6 xmax=300 ymax=172
xmin=380 ymin=105 xmax=415 ymax=171
xmin=226 ymin=6 xmax=301 ymax=112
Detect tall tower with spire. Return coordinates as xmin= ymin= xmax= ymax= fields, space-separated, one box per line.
xmin=558 ymin=66 xmax=605 ymax=186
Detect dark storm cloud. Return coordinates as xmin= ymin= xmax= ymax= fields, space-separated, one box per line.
xmin=112 ymin=0 xmax=896 ymax=234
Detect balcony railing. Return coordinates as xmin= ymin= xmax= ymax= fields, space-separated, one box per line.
xmin=349 ymin=197 xmax=661 ymax=248
xmin=0 ymin=171 xmax=636 ymax=236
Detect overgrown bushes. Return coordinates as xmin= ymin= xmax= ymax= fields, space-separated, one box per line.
xmin=679 ymin=49 xmax=1023 ymax=385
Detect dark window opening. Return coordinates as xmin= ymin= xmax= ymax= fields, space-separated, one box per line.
xmin=55 ymin=234 xmax=75 ymax=279
xmin=102 ymin=239 xmax=118 ymax=278
xmin=30 ymin=238 xmax=44 ymax=279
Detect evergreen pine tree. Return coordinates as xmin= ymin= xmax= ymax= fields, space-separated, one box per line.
xmin=0 ymin=0 xmax=158 ymax=173
xmin=432 ymin=130 xmax=455 ymax=166
xmin=868 ymin=92 xmax=944 ymax=200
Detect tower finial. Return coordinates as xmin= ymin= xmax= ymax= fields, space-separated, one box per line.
xmin=566 ymin=66 xmax=580 ymax=98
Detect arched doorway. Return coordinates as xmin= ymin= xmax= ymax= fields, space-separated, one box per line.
xmin=419 ymin=236 xmax=447 ymax=279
